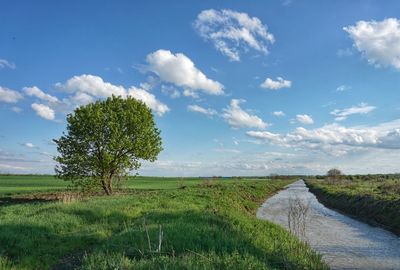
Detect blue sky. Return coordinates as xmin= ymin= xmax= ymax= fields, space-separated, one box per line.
xmin=1 ymin=0 xmax=400 ymax=176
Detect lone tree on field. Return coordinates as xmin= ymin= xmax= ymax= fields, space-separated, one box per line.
xmin=327 ymin=168 xmax=342 ymax=182
xmin=54 ymin=95 xmax=162 ymax=195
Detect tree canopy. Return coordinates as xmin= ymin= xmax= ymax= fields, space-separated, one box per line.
xmin=326 ymin=168 xmax=343 ymax=182
xmin=54 ymin=95 xmax=162 ymax=195
xmin=327 ymin=168 xmax=342 ymax=177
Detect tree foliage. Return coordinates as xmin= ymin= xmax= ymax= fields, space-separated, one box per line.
xmin=326 ymin=168 xmax=342 ymax=182
xmin=327 ymin=168 xmax=342 ymax=177
xmin=54 ymin=95 xmax=162 ymax=195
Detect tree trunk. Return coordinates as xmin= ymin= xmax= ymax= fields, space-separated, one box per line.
xmin=107 ymin=180 xmax=113 ymax=195
xmin=102 ymin=179 xmax=112 ymax=195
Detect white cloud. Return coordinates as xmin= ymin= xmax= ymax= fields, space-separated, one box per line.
xmin=31 ymin=103 xmax=55 ymax=120
xmin=0 ymin=164 xmax=29 ymax=171
xmin=336 ymin=48 xmax=353 ymax=57
xmin=272 ymin=111 xmax=285 ymax=117
xmin=128 ymin=87 xmax=170 ymax=116
xmin=68 ymin=92 xmax=95 ymax=106
xmin=0 ymin=59 xmax=16 ymax=69
xmin=214 ymin=148 xmax=241 ymax=154
xmin=296 ymin=114 xmax=314 ymax=124
xmin=233 ymin=137 xmax=239 ymax=145
xmin=0 ymin=86 xmax=23 ymax=103
xmin=182 ymin=89 xmax=199 ymax=98
xmin=23 ymin=86 xmax=59 ymax=103
xmin=140 ymin=157 xmax=333 ymax=177
xmin=194 ymin=9 xmax=274 ymax=61
xmin=223 ymin=99 xmax=268 ymax=129
xmin=23 ymin=143 xmax=35 ymax=148
xmin=331 ymin=103 xmax=376 ymax=121
xmin=187 ymin=104 xmax=217 ymax=116
xmin=146 ymin=49 xmax=224 ymax=96
xmin=247 ymin=120 xmax=400 ymax=155
xmin=336 ymin=85 xmax=351 ymax=92
xmin=344 ymin=18 xmax=400 ymax=69
xmin=161 ymin=85 xmax=180 ymax=99
xmin=56 ymin=74 xmax=169 ymax=116
xmin=260 ymin=77 xmax=291 ymax=90
xmin=55 ymin=74 xmax=126 ymax=98
xmin=11 ymin=106 xmax=22 ymax=113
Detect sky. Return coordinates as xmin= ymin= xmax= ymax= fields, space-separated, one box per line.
xmin=1 ymin=0 xmax=400 ymax=176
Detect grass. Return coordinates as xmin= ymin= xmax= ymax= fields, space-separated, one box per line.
xmin=306 ymin=177 xmax=400 ymax=236
xmin=0 ymin=175 xmax=206 ymax=196
xmin=0 ymin=175 xmax=68 ymax=196
xmin=0 ymin=176 xmax=328 ymax=270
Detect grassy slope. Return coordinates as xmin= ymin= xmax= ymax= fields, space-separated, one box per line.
xmin=0 ymin=178 xmax=327 ymax=270
xmin=306 ymin=179 xmax=400 ymax=236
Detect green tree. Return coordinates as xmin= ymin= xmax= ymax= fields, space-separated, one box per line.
xmin=326 ymin=168 xmax=342 ymax=182
xmin=54 ymin=95 xmax=162 ymax=195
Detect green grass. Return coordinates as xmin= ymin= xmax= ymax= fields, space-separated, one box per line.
xmin=306 ymin=178 xmax=400 ymax=236
xmin=0 ymin=175 xmax=206 ymax=196
xmin=0 ymin=177 xmax=328 ymax=270
xmin=0 ymin=175 xmax=68 ymax=196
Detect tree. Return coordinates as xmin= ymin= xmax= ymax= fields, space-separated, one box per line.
xmin=326 ymin=168 xmax=342 ymax=181
xmin=54 ymin=95 xmax=162 ymax=195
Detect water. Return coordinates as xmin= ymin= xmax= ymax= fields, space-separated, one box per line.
xmin=257 ymin=180 xmax=400 ymax=270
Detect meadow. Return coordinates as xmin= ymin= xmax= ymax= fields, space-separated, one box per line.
xmin=306 ymin=176 xmax=400 ymax=236
xmin=0 ymin=175 xmax=328 ymax=270
xmin=0 ymin=175 xmax=209 ymax=197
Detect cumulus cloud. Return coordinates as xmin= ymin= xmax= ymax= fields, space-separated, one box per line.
xmin=31 ymin=103 xmax=55 ymax=120
xmin=68 ymin=92 xmax=95 ymax=106
xmin=344 ymin=18 xmax=400 ymax=69
xmin=146 ymin=50 xmax=224 ymax=96
xmin=23 ymin=86 xmax=59 ymax=103
xmin=55 ymin=74 xmax=169 ymax=116
xmin=127 ymin=87 xmax=170 ymax=116
xmin=296 ymin=114 xmax=314 ymax=124
xmin=0 ymin=86 xmax=23 ymax=103
xmin=223 ymin=99 xmax=268 ymax=129
xmin=187 ymin=104 xmax=217 ymax=116
xmin=0 ymin=59 xmax=16 ymax=69
xmin=272 ymin=111 xmax=285 ymax=117
xmin=194 ymin=9 xmax=274 ymax=61
xmin=247 ymin=120 xmax=400 ymax=155
xmin=260 ymin=77 xmax=291 ymax=90
xmin=55 ymin=74 xmax=126 ymax=98
xmin=331 ymin=103 xmax=376 ymax=121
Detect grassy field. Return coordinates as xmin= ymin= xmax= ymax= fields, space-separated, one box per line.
xmin=0 ymin=175 xmax=206 ymax=196
xmin=0 ymin=176 xmax=328 ymax=270
xmin=306 ymin=177 xmax=400 ymax=236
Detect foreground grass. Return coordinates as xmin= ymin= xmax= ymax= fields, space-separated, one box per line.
xmin=0 ymin=179 xmax=327 ymax=270
xmin=306 ymin=178 xmax=400 ymax=236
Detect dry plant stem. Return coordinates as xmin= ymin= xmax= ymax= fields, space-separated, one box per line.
xmin=157 ymin=224 xmax=163 ymax=252
xmin=288 ymin=197 xmax=310 ymax=241
xmin=143 ymin=218 xmax=152 ymax=251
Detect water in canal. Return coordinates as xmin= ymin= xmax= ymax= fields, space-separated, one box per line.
xmin=257 ymin=180 xmax=400 ymax=270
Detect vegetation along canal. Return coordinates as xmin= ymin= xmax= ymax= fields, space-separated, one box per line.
xmin=257 ymin=180 xmax=400 ymax=270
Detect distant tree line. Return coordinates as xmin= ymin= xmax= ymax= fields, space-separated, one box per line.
xmin=314 ymin=173 xmax=400 ymax=181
